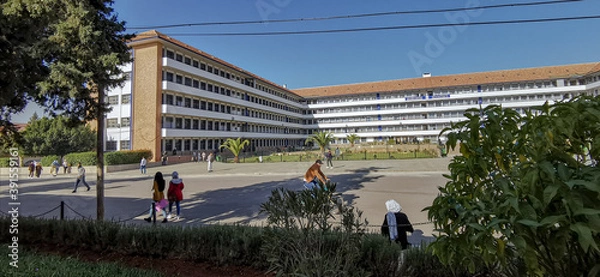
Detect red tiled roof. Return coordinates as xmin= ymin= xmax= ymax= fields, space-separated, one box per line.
xmin=292 ymin=63 xmax=600 ymax=98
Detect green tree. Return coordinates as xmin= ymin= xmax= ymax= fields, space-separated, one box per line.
xmin=0 ymin=0 xmax=132 ymax=220
xmin=22 ymin=115 xmax=96 ymax=157
xmin=219 ymin=137 xmax=250 ymax=163
xmin=425 ymin=96 xmax=600 ymax=276
xmin=305 ymin=132 xmax=335 ymax=153
xmin=346 ymin=133 xmax=359 ymax=147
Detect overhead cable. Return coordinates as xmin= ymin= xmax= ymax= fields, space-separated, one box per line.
xmin=128 ymin=0 xmax=583 ymax=30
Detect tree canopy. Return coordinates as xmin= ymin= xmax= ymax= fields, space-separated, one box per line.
xmin=425 ymin=95 xmax=600 ymax=276
xmin=22 ymin=115 xmax=96 ymax=157
xmin=220 ymin=138 xmax=250 ymax=163
xmin=305 ymin=132 xmax=335 ymax=153
xmin=0 ymin=0 xmax=132 ymax=134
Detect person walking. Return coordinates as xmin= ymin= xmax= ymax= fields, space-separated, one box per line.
xmin=335 ymin=147 xmax=341 ymax=160
xmin=28 ymin=161 xmax=35 ymax=179
xmin=144 ymin=172 xmax=168 ymax=223
xmin=201 ymin=151 xmax=206 ymax=162
xmin=72 ymin=162 xmax=91 ymax=193
xmin=167 ymin=171 xmax=185 ymax=220
xmin=62 ymin=159 xmax=68 ymax=174
xmin=207 ymin=152 xmax=214 ymax=172
xmin=381 ymin=199 xmax=414 ymax=249
xmin=326 ymin=150 xmax=334 ymax=169
xmin=52 ymin=160 xmax=60 ymax=177
xmin=35 ymin=161 xmax=43 ymax=178
xmin=303 ymin=159 xmax=329 ymax=190
xmin=140 ymin=157 xmax=147 ymax=174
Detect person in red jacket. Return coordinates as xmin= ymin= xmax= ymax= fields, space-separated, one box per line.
xmin=167 ymin=171 xmax=185 ymax=220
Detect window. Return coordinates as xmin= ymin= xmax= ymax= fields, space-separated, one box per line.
xmin=175 ymin=54 xmax=183 ymax=62
xmin=184 ymin=57 xmax=191 ymax=65
xmin=184 ymin=77 xmax=192 ymax=86
xmin=207 ymin=65 xmax=213 ymax=73
xmin=108 ymin=96 xmax=119 ymax=105
xmin=121 ymin=94 xmax=131 ymax=104
xmin=107 ymin=118 xmax=119 ymax=128
xmin=166 ymin=50 xmax=174 ymax=59
xmin=184 ymin=119 xmax=191 ymax=129
xmin=192 ymin=80 xmax=199 ymax=88
xmin=175 ymin=75 xmax=183 ymax=84
xmin=184 ymin=98 xmax=191 ymax=108
xmin=163 ymin=117 xmax=173 ymax=128
xmin=121 ymin=117 xmax=130 ymax=127
xmin=193 ymin=99 xmax=199 ymax=109
xmin=193 ymin=119 xmax=199 ymax=129
xmin=175 ymin=118 xmax=182 ymax=129
xmin=175 ymin=96 xmax=183 ymax=106
xmin=166 ymin=72 xmax=174 ymax=82
xmin=106 ymin=141 xmax=117 ymax=151
xmin=165 ymin=94 xmax=173 ymax=105
xmin=200 ymin=63 xmax=206 ymax=70
xmin=207 ymin=102 xmax=213 ymax=111
xmin=120 ymin=140 xmax=130 ymax=150
xmin=192 ymin=60 xmax=199 ymax=68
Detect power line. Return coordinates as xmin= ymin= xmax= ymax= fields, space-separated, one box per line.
xmin=128 ymin=0 xmax=583 ymax=30
xmin=134 ymin=15 xmax=600 ymax=37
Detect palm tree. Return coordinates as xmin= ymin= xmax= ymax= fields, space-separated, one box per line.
xmin=305 ymin=132 xmax=335 ymax=153
xmin=219 ymin=138 xmax=250 ymax=163
xmin=346 ymin=133 xmax=359 ymax=147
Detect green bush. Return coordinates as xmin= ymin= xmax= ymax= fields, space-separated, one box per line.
xmin=105 ymin=149 xmax=153 ymax=165
xmin=40 ymin=155 xmax=60 ymax=167
xmin=64 ymin=152 xmax=96 ymax=166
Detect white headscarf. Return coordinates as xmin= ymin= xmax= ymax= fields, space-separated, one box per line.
xmin=385 ymin=200 xmax=402 ymax=213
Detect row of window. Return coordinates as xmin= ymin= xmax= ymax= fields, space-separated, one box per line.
xmin=107 ymin=118 xmax=130 ymax=128
xmin=307 ymin=80 xmax=586 ymax=105
xmin=313 ymin=93 xmax=566 ymax=115
xmin=163 ymin=48 xmax=301 ymax=103
xmin=162 ymin=138 xmax=304 ymax=152
xmin=162 ymin=93 xmax=303 ymax=125
xmin=107 ymin=94 xmax=131 ymax=105
xmin=162 ymin=70 xmax=303 ymax=115
xmin=106 ymin=140 xmax=130 ymax=151
xmin=161 ymin=116 xmax=304 ymax=135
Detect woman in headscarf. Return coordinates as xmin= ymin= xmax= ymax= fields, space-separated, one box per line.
xmin=167 ymin=171 xmax=185 ymax=220
xmin=381 ymin=199 xmax=414 ymax=249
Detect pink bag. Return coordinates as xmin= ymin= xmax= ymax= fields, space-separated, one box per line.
xmin=155 ymin=199 xmax=168 ymax=211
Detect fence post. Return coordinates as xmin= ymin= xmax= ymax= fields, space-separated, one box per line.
xmin=364 ymin=150 xmax=367 ymax=160
xmin=151 ymin=202 xmax=156 ymax=225
xmin=60 ymin=201 xmax=64 ymax=220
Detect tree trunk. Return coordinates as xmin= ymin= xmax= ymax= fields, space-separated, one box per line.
xmin=96 ymin=85 xmax=105 ymax=221
xmin=234 ymin=156 xmax=239 ymax=163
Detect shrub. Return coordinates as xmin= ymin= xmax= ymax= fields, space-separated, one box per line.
xmin=64 ymin=152 xmax=96 ymax=166
xmin=105 ymin=149 xmax=153 ymax=165
xmin=40 ymin=155 xmax=60 ymax=167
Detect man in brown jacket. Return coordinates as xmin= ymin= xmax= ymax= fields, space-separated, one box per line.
xmin=303 ymin=159 xmax=329 ymax=190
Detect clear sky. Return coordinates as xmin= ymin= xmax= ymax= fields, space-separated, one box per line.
xmin=11 ymin=0 xmax=600 ymax=123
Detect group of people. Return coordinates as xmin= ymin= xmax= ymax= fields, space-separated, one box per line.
xmin=27 ymin=159 xmax=72 ymax=178
xmin=144 ymin=171 xmax=185 ymax=223
xmin=303 ymin=159 xmax=414 ymax=249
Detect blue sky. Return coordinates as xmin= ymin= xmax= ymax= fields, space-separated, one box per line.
xmin=12 ymin=0 xmax=600 ymax=123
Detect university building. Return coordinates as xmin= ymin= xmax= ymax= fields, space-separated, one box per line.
xmin=105 ymin=30 xmax=600 ymax=161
